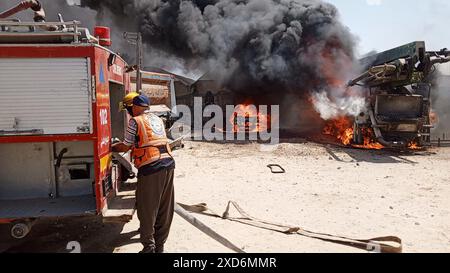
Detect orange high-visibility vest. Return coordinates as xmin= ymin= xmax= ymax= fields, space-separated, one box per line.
xmin=131 ymin=113 xmax=173 ymax=169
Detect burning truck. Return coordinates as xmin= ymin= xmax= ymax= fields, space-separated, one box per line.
xmin=346 ymin=42 xmax=450 ymax=149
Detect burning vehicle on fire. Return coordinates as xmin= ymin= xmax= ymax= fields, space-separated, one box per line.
xmin=231 ymin=103 xmax=271 ymax=133
xmin=347 ymin=41 xmax=450 ymax=149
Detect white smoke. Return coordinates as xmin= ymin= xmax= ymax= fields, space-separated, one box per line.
xmin=312 ymin=90 xmax=367 ymax=120
xmin=432 ymin=65 xmax=450 ymax=139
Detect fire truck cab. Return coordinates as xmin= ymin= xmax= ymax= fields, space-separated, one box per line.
xmin=0 ymin=19 xmax=136 ymax=238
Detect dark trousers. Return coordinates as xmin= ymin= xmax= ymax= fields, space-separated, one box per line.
xmin=136 ymin=167 xmax=175 ymax=250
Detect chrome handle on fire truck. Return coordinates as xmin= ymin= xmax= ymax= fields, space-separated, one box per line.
xmin=0 ymin=20 xmax=80 ymax=27
xmin=0 ymin=129 xmax=44 ymax=136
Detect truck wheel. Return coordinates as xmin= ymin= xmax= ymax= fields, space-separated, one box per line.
xmin=11 ymin=223 xmax=31 ymax=239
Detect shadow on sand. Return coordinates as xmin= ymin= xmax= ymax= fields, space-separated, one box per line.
xmin=0 ymin=216 xmax=139 ymax=253
xmin=324 ymin=145 xmax=436 ymax=164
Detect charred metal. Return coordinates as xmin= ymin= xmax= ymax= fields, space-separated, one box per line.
xmin=348 ymin=41 xmax=450 ymax=149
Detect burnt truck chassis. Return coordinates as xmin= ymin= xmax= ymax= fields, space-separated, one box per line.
xmin=348 ymin=41 xmax=450 ymax=148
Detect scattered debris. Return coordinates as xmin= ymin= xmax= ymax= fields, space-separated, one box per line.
xmin=267 ymin=164 xmax=286 ymax=174
xmin=169 ymin=136 xmax=185 ymax=151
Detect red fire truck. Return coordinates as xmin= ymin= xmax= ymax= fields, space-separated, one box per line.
xmin=0 ymin=1 xmax=136 ymax=238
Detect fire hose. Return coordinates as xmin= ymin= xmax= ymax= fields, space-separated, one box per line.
xmin=0 ymin=0 xmax=56 ymax=31
xmin=178 ymin=201 xmax=403 ymax=253
xmin=0 ymin=0 xmax=43 ymax=20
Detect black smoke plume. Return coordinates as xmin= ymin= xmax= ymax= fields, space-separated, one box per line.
xmin=79 ymin=0 xmax=357 ymax=97
xmin=0 ymin=0 xmax=363 ymax=130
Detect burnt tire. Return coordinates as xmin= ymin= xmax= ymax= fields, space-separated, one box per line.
xmin=353 ymin=123 xmax=363 ymax=145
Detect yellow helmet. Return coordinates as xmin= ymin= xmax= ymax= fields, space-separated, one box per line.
xmin=119 ymin=92 xmax=140 ymax=112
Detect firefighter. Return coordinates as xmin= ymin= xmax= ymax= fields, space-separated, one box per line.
xmin=112 ymin=93 xmax=175 ymax=254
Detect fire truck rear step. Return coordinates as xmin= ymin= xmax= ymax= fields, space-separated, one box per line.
xmin=102 ymin=191 xmax=136 ymax=223
xmin=0 ymin=195 xmax=96 ymax=219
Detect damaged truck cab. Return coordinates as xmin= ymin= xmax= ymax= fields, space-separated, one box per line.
xmin=349 ymin=41 xmax=450 ymax=148
xmin=0 ymin=17 xmax=135 ymax=238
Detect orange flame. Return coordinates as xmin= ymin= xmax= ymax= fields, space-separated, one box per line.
xmin=407 ymin=142 xmax=421 ymax=150
xmin=322 ymin=116 xmax=354 ymax=145
xmin=317 ymin=45 xmax=384 ymax=150
xmin=231 ymin=101 xmax=271 ymax=133
xmin=323 ymin=116 xmax=384 ymax=150
xmin=353 ymin=135 xmax=385 ymax=150
xmin=317 ymin=43 xmax=422 ymax=151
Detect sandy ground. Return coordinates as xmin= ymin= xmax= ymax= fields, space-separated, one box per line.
xmin=1 ymin=140 xmax=450 ymax=253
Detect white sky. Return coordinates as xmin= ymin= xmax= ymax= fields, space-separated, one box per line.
xmin=326 ymin=0 xmax=450 ymax=56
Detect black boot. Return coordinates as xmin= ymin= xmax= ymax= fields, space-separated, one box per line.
xmin=155 ymin=245 xmax=164 ymax=254
xmin=139 ymin=245 xmax=155 ymax=254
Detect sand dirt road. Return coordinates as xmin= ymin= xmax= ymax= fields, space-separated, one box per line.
xmin=1 ymin=141 xmax=449 ymax=253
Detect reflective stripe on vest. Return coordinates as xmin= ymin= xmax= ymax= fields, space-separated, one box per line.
xmin=131 ymin=113 xmax=173 ymax=168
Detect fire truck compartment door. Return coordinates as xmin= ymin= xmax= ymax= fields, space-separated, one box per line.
xmin=0 ymin=58 xmax=92 ymax=135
